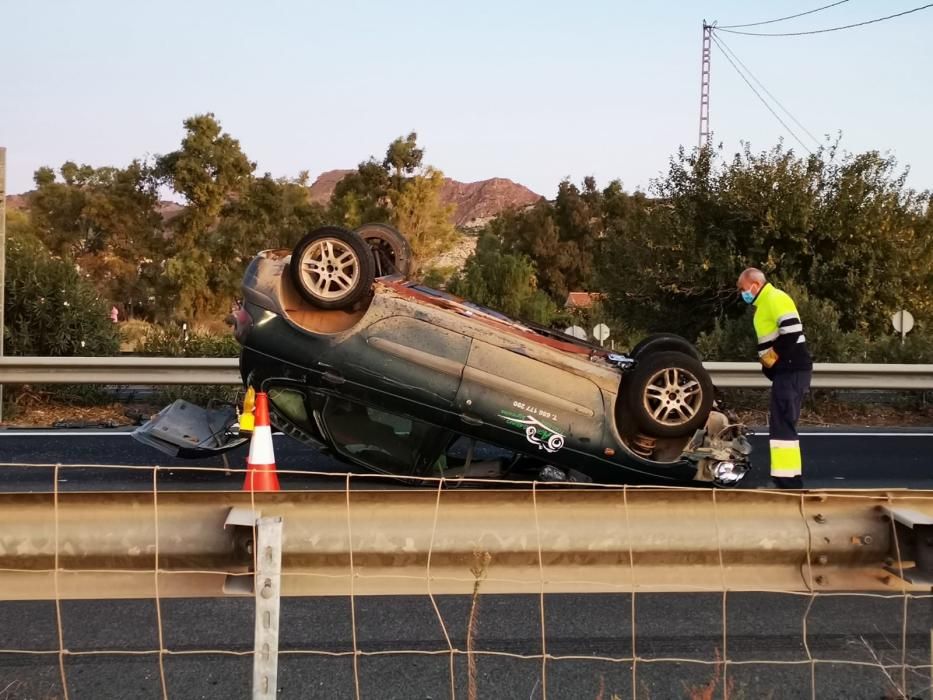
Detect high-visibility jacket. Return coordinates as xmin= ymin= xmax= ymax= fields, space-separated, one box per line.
xmin=752 ymin=283 xmax=812 ymax=379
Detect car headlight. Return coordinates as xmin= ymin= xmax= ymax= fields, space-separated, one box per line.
xmin=711 ymin=460 xmax=745 ymax=486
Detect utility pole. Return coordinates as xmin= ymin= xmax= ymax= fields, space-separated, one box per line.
xmin=0 ymin=147 xmax=6 ymax=423
xmin=699 ymin=22 xmax=712 ymax=149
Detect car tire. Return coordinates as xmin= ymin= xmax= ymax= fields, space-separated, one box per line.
xmin=290 ymin=226 xmax=375 ymax=309
xmin=625 ymin=350 xmax=713 ymax=438
xmin=354 ymin=222 xmax=414 ymax=278
xmin=629 ymin=332 xmax=701 ymax=361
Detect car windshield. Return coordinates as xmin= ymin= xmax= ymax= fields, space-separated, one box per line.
xmin=321 ymin=398 xmax=451 ymax=477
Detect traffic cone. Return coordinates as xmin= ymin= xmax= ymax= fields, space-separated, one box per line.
xmin=242 ymin=391 xmax=280 ymax=492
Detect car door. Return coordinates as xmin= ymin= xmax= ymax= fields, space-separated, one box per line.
xmin=359 ymin=316 xmax=472 ymax=413
xmin=454 ymin=339 xmax=605 ymax=456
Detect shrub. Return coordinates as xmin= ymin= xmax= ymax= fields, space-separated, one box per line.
xmin=137 ymin=325 xmax=239 ymax=358
xmin=3 ymin=233 xmax=119 ymax=357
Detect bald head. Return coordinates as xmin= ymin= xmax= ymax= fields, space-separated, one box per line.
xmin=737 ymin=267 xmax=766 ymax=303
xmin=738 ymin=268 xmax=766 ymax=288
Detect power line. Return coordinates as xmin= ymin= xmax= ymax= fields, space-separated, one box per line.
xmin=709 ymin=33 xmax=813 ymax=154
xmin=712 ymin=33 xmax=822 ymax=149
xmin=716 ymin=3 xmax=933 ymax=36
xmin=718 ymin=0 xmax=850 ymax=30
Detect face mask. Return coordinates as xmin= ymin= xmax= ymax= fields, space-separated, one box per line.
xmin=741 ymin=289 xmax=756 ymax=304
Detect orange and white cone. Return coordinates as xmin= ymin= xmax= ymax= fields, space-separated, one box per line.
xmin=242 ymin=391 xmax=280 ymax=492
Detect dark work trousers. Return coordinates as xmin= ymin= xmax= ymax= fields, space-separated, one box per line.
xmin=769 ymin=369 xmax=812 ymax=488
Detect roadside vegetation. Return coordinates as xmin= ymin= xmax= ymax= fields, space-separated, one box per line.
xmin=3 ymin=114 xmax=932 ymax=422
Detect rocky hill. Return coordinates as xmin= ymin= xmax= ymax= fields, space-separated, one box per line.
xmin=308 ymin=169 xmax=542 ymax=229
xmin=5 ymin=194 xmax=30 ymax=211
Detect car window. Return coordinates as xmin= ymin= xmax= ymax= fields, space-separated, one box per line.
xmin=267 ymin=386 xmax=320 ymax=435
xmin=321 ymin=399 xmax=450 ymax=476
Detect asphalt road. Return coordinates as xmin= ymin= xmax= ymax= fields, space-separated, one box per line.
xmin=1 ymin=426 xmax=932 ymax=491
xmin=1 ymin=592 xmax=931 ymax=699
xmin=1 ymin=428 xmax=932 ymax=698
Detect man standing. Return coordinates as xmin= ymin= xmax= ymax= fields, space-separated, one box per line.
xmin=737 ymin=268 xmax=812 ymax=489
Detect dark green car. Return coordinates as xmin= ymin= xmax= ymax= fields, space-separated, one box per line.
xmin=134 ymin=225 xmax=752 ymax=487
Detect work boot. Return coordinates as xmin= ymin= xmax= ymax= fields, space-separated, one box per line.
xmin=772 ymin=476 xmax=804 ymax=490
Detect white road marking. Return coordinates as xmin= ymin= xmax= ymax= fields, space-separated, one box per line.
xmin=0 ymin=430 xmax=930 ymax=438
xmin=0 ymin=431 xmax=285 ymax=437
xmin=798 ymin=432 xmax=933 ymax=437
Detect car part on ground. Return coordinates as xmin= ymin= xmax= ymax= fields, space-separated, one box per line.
xmin=133 ymin=399 xmax=248 ymax=458
xmin=289 ymin=226 xmax=375 ymax=309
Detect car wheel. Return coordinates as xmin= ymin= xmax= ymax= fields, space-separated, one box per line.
xmin=629 ymin=332 xmax=701 ymax=361
xmin=290 ymin=226 xmax=375 ymax=309
xmin=625 ymin=350 xmax=713 ymax=438
xmin=355 ymin=222 xmax=414 ymax=277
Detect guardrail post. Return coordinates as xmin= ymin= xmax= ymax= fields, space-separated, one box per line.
xmin=881 ymin=506 xmax=933 ymax=584
xmin=253 ymin=515 xmax=283 ymax=700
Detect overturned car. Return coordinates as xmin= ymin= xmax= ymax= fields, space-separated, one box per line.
xmin=134 ymin=224 xmax=752 ymax=487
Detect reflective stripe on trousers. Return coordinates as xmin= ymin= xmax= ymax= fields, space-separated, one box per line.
xmin=770 ymin=439 xmax=802 ymax=477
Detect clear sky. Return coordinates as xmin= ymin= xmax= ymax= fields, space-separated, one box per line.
xmin=2 ymin=1 xmax=931 ymax=199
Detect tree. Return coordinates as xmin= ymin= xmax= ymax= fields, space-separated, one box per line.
xmin=155 ymin=113 xmax=255 ymax=237
xmin=391 ymin=167 xmax=457 ymax=271
xmin=448 ymin=233 xmax=557 ymax=324
xmin=328 ymin=159 xmax=391 ymax=228
xmin=325 ymin=133 xmax=461 ymax=273
xmin=491 ymin=177 xmax=623 ymax=304
xmin=209 ymin=174 xmax=327 ymax=302
xmin=28 ymin=160 xmax=163 ymax=319
xmin=155 ymin=114 xmax=256 ymax=319
xmin=597 ymin=142 xmax=933 ymax=341
xmin=383 ymin=131 xmax=424 ymax=194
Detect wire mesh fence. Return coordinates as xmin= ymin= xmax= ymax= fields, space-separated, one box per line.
xmin=0 ymin=461 xmax=931 ymax=700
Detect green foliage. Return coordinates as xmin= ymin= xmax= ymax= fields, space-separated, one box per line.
xmin=137 ymin=325 xmax=240 ymax=405
xmin=14 ymin=117 xmax=933 ymax=364
xmin=383 ymin=131 xmax=424 ymax=194
xmin=324 ymin=132 xmax=460 ymax=273
xmin=598 ymin=142 xmax=933 ymax=341
xmin=4 ymin=232 xmax=119 ymax=356
xmin=155 ymin=113 xmax=255 ymax=237
xmin=138 ymin=325 xmax=239 ymax=358
xmin=328 ymin=159 xmax=392 ymax=228
xmin=490 ymin=178 xmax=605 ymax=303
xmin=391 ymin=167 xmax=458 ymax=271
xmin=697 ymin=283 xmax=880 ymax=362
xmin=867 ymin=329 xmax=933 ymax=363
xmin=154 ymin=114 xmax=256 ymax=320
xmin=448 ymin=233 xmax=557 ymax=324
xmin=421 ymin=265 xmax=458 ymax=288
xmin=27 ymin=159 xmax=164 ymax=318
xmin=208 ymin=174 xmax=326 ymax=304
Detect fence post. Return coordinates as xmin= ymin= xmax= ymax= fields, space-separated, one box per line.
xmin=253 ymin=515 xmax=283 ymax=700
xmin=0 ymin=146 xmax=6 ymax=423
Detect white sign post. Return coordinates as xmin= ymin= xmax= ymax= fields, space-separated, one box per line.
xmin=593 ymin=323 xmax=610 ymax=347
xmin=564 ymin=326 xmax=588 ymax=341
xmin=891 ymin=310 xmax=914 ymax=346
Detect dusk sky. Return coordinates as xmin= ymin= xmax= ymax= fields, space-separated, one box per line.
xmin=3 ymin=1 xmax=931 ymax=198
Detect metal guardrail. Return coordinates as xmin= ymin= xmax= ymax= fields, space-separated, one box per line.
xmin=0 ymin=356 xmax=932 ymax=389
xmin=0 ymin=356 xmax=241 ymax=385
xmin=0 ymin=486 xmax=927 ymax=600
xmin=707 ymin=361 xmax=933 ymax=389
